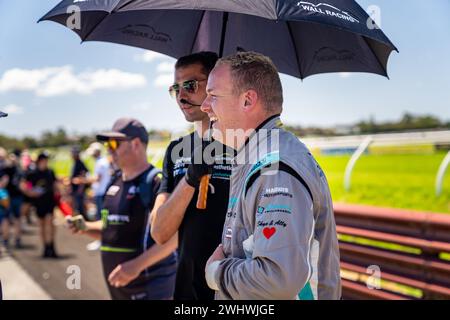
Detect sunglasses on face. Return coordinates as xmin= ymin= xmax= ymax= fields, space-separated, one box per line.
xmin=168 ymin=79 xmax=207 ymax=99
xmin=104 ymin=138 xmax=131 ymax=151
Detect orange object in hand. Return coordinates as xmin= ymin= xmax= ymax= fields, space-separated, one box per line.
xmin=196 ymin=120 xmax=214 ymax=210
xmin=197 ymin=175 xmax=210 ymax=209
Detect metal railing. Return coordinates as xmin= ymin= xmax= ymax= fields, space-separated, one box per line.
xmin=301 ymin=130 xmax=450 ymax=195
xmin=334 ymin=203 xmax=450 ymax=300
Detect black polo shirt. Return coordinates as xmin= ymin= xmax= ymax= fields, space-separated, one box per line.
xmin=101 ymin=165 xmax=177 ymax=300
xmin=159 ymin=132 xmax=233 ymax=300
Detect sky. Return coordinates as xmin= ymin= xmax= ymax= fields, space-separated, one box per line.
xmin=1 ymin=0 xmax=450 ymax=137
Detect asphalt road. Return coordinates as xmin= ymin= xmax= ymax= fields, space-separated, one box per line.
xmin=2 ymin=213 xmax=110 ymax=300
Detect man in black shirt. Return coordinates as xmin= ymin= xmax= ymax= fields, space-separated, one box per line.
xmin=21 ymin=152 xmax=59 ymax=258
xmin=69 ymin=118 xmax=177 ymax=300
xmin=151 ymin=52 xmax=232 ymax=300
xmin=70 ymin=146 xmax=88 ymax=219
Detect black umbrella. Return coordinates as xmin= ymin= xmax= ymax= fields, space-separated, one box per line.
xmin=0 ymin=111 xmax=8 ymax=118
xmin=40 ymin=0 xmax=397 ymax=79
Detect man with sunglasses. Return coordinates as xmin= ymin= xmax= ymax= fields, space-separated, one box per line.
xmin=68 ymin=118 xmax=177 ymax=300
xmin=151 ymin=52 xmax=233 ymax=300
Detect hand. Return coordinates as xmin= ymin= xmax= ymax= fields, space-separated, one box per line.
xmin=108 ymin=260 xmax=142 ymax=288
xmin=72 ymin=177 xmax=82 ymax=185
xmin=66 ymin=217 xmax=82 ymax=234
xmin=62 ymin=177 xmax=71 ymax=186
xmin=66 ymin=216 xmax=86 ymax=234
xmin=66 ymin=216 xmax=87 ymax=234
xmin=185 ymin=141 xmax=214 ymax=188
xmin=205 ymin=244 xmax=225 ymax=273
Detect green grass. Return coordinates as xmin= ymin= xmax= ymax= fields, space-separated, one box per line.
xmin=42 ymin=144 xmax=450 ymax=214
xmin=315 ymin=152 xmax=450 ymax=213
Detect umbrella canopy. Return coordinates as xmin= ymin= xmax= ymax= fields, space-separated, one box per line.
xmin=0 ymin=111 xmax=8 ymax=118
xmin=40 ymin=0 xmax=398 ymax=79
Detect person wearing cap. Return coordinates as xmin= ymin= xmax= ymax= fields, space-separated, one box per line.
xmin=20 ymin=151 xmax=60 ymax=258
xmin=69 ymin=146 xmax=89 ymax=219
xmin=67 ymin=118 xmax=177 ymax=300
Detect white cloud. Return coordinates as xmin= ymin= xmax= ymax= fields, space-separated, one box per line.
xmin=153 ymin=73 xmax=173 ymax=88
xmin=134 ymin=51 xmax=169 ymax=63
xmin=132 ymin=103 xmax=153 ymax=111
xmin=0 ymin=66 xmax=147 ymax=97
xmin=133 ymin=52 xmax=176 ymax=88
xmin=1 ymin=104 xmax=24 ymax=115
xmin=156 ymin=61 xmax=175 ymax=73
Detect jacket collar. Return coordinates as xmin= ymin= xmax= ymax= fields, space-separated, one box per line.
xmin=234 ymin=114 xmax=282 ymax=165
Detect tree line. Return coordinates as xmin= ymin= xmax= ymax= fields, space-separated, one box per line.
xmin=1 ymin=113 xmax=449 ymax=150
xmin=284 ymin=113 xmax=450 ymax=137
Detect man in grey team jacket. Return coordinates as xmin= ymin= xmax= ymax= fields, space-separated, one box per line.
xmin=201 ymin=52 xmax=341 ymax=300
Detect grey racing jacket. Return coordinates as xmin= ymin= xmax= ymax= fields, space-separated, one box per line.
xmin=207 ymin=115 xmax=341 ymax=300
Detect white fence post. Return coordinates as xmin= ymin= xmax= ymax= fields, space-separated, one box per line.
xmin=344 ymin=136 xmax=373 ymax=192
xmin=436 ymin=150 xmax=450 ymax=196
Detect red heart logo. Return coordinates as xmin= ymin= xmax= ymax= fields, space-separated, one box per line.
xmin=263 ymin=227 xmax=276 ymax=239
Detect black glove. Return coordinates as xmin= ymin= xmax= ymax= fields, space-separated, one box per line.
xmin=185 ymin=141 xmax=215 ymax=188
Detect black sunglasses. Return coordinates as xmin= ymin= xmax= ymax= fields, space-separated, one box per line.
xmin=169 ymin=79 xmax=207 ymax=99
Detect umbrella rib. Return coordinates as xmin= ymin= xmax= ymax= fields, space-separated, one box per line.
xmin=362 ymin=36 xmax=389 ymax=79
xmin=286 ymin=21 xmax=304 ymax=80
xmin=80 ymin=0 xmax=128 ymax=43
xmin=80 ymin=12 xmax=113 ymax=43
xmin=115 ymin=0 xmax=136 ymax=11
xmin=189 ymin=10 xmax=207 ymax=54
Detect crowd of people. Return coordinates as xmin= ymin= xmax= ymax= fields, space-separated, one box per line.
xmin=1 ymin=51 xmax=342 ymax=300
xmin=0 ymin=142 xmax=114 ymax=257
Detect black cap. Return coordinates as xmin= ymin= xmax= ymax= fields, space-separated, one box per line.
xmin=12 ymin=149 xmax=22 ymax=157
xmin=96 ymin=118 xmax=148 ymax=144
xmin=37 ymin=151 xmax=50 ymax=162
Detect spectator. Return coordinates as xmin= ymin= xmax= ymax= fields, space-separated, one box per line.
xmin=70 ymin=146 xmax=89 ymax=219
xmin=21 ymin=152 xmax=60 ymax=258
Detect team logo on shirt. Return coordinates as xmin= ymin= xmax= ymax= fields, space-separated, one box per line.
xmin=173 ymin=157 xmax=190 ymax=177
xmin=127 ymin=185 xmax=138 ymax=199
xmin=256 ymin=204 xmax=292 ymax=216
xmin=106 ymin=185 xmax=120 ymax=196
xmin=261 ymin=187 xmax=293 ymax=199
xmin=107 ymin=214 xmax=130 ymax=224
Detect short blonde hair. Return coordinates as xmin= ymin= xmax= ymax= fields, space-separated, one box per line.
xmin=216 ymin=52 xmax=283 ymax=113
